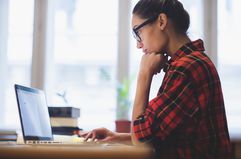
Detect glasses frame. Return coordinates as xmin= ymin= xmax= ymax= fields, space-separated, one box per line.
xmin=132 ymin=14 xmax=159 ymax=42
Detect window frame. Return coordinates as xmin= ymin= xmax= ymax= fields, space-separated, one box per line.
xmin=0 ymin=0 xmax=9 ymax=125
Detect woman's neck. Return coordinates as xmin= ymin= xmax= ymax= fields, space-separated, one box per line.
xmin=167 ymin=35 xmax=191 ymax=58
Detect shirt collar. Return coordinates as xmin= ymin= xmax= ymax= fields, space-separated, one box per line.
xmin=163 ymin=39 xmax=205 ymax=72
xmin=170 ymin=39 xmax=205 ymax=62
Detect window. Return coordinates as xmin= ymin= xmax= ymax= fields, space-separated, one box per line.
xmin=0 ymin=0 xmax=34 ymax=128
xmin=218 ymin=0 xmax=241 ymax=131
xmin=49 ymin=0 xmax=118 ymax=130
xmin=1 ymin=0 xmax=239 ymax=134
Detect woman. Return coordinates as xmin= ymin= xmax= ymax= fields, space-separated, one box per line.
xmin=82 ymin=0 xmax=232 ymax=158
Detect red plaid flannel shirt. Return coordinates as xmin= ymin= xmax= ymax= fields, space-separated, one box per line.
xmin=133 ymin=39 xmax=232 ymax=159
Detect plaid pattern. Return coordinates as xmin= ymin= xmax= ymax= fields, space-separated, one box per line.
xmin=133 ymin=39 xmax=232 ymax=159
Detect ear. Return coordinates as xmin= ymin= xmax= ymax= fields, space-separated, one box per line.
xmin=158 ymin=13 xmax=168 ymax=30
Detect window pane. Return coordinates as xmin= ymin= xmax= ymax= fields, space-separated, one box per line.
xmin=218 ymin=0 xmax=241 ymax=131
xmin=50 ymin=0 xmax=118 ymax=131
xmin=4 ymin=0 xmax=34 ymax=128
xmin=181 ymin=0 xmax=204 ymax=40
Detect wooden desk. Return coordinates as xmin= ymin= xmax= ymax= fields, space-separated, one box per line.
xmin=0 ymin=142 xmax=153 ymax=159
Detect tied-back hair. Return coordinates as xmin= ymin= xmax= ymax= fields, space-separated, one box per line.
xmin=133 ymin=0 xmax=190 ymax=35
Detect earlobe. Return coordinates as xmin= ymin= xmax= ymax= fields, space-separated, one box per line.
xmin=160 ymin=23 xmax=164 ymax=30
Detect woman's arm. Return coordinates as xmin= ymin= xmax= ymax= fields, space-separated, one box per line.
xmin=132 ymin=71 xmax=153 ymax=145
xmin=132 ymin=53 xmax=167 ymax=145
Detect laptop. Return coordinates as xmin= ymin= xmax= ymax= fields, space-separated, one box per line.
xmin=14 ymin=84 xmax=94 ymax=146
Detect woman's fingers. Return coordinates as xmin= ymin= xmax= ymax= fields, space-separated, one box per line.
xmin=78 ymin=131 xmax=88 ymax=137
xmin=84 ymin=131 xmax=93 ymax=141
xmin=80 ymin=128 xmax=111 ymax=142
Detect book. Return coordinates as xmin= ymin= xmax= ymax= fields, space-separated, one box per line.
xmin=0 ymin=129 xmax=17 ymax=141
xmin=48 ymin=106 xmax=80 ymax=118
xmin=0 ymin=134 xmax=17 ymax=141
xmin=51 ymin=126 xmax=82 ymax=135
xmin=50 ymin=117 xmax=78 ymax=127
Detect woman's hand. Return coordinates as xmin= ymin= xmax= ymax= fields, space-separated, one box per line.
xmin=79 ymin=128 xmax=132 ymax=144
xmin=139 ymin=52 xmax=168 ymax=76
xmin=79 ymin=127 xmax=117 ymax=142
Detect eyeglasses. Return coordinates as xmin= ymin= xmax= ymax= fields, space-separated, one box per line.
xmin=132 ymin=15 xmax=159 ymax=42
xmin=132 ymin=0 xmax=168 ymax=42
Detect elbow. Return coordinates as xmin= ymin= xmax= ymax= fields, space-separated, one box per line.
xmin=132 ymin=116 xmax=153 ymax=144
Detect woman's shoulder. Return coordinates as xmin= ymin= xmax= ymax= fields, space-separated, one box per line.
xmin=169 ymin=51 xmax=216 ymax=75
xmin=172 ymin=51 xmax=212 ymax=68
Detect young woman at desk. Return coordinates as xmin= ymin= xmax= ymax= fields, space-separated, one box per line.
xmin=81 ymin=0 xmax=232 ymax=158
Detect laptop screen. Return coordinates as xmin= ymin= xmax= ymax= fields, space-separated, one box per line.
xmin=15 ymin=84 xmax=53 ymax=141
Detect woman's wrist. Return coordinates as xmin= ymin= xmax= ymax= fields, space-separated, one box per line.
xmin=113 ymin=132 xmax=132 ymax=144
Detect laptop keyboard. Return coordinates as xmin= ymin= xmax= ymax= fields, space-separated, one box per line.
xmin=26 ymin=140 xmax=67 ymax=144
xmin=25 ymin=138 xmax=100 ymax=146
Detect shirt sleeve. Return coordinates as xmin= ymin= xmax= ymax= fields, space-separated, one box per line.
xmin=133 ymin=70 xmax=200 ymax=142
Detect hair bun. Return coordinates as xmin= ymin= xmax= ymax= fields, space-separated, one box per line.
xmin=133 ymin=0 xmax=190 ymax=35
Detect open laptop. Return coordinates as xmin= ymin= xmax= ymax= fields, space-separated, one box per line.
xmin=14 ymin=84 xmax=94 ymax=146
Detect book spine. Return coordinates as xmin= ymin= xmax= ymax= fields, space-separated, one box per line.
xmin=50 ymin=117 xmax=78 ymax=127
xmin=48 ymin=107 xmax=80 ymax=118
xmin=51 ymin=127 xmax=82 ymax=135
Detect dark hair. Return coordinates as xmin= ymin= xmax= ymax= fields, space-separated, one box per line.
xmin=132 ymin=0 xmax=190 ymax=35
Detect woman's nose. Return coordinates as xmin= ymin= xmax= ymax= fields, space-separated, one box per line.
xmin=136 ymin=41 xmax=143 ymax=49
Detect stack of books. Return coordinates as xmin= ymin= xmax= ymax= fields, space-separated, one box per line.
xmin=48 ymin=107 xmax=82 ymax=135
